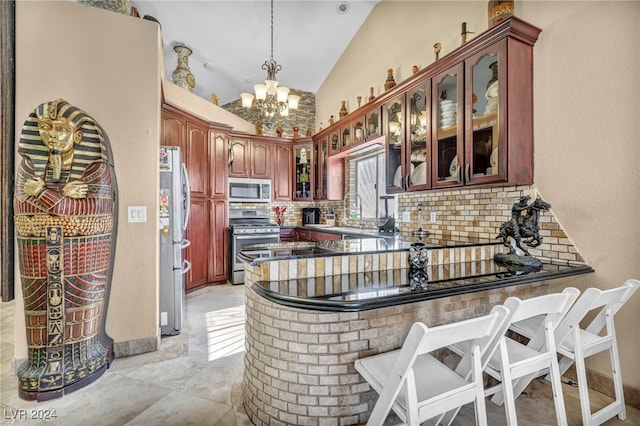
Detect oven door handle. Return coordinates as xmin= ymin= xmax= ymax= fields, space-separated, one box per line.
xmin=234 ymin=234 xmax=280 ymax=239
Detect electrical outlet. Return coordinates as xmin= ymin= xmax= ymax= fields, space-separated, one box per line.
xmin=430 ymin=212 xmax=437 ymax=223
xmin=402 ymin=211 xmax=410 ymax=222
xmin=160 ymin=312 xmax=168 ymax=326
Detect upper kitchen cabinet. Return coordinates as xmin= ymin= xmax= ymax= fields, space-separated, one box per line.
xmin=385 ymin=95 xmax=405 ymax=193
xmin=228 ymin=137 xmax=272 ymax=179
xmin=340 ymin=120 xmax=352 ymax=151
xmin=317 ymin=17 xmax=541 ymax=194
xmin=431 ymin=63 xmax=464 ymax=189
xmin=161 ymin=108 xmax=187 ymax=153
xmin=273 ymin=143 xmax=293 ymax=201
xmin=293 ymin=142 xmax=313 ymax=201
xmin=433 ymin=19 xmax=540 ymax=188
xmin=312 ymin=130 xmax=345 ymax=201
xmin=313 ymin=137 xmax=328 ymax=200
xmin=365 ymin=106 xmax=382 ymax=140
xmin=385 ymin=82 xmax=432 ymax=192
xmin=185 ymin=121 xmax=209 ymax=197
xmin=406 ymin=83 xmax=431 ymax=190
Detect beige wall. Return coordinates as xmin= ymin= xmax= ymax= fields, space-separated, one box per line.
xmin=14 ymin=1 xmax=161 ymax=356
xmin=318 ymin=0 xmax=640 ymax=389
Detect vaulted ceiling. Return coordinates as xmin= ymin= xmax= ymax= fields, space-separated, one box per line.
xmin=131 ymin=1 xmax=380 ymax=106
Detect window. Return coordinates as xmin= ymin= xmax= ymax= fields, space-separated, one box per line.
xmin=354 ymin=153 xmax=394 ymax=219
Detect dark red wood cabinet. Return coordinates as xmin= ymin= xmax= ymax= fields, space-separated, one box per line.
xmin=161 ymin=105 xmax=231 ymax=290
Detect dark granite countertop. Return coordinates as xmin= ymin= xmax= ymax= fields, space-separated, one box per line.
xmin=294 ymin=225 xmax=401 ymax=240
xmin=252 ymin=260 xmax=594 ymax=312
xmin=239 ymin=239 xmax=412 ymax=265
xmin=239 ymin=235 xmax=502 ymax=265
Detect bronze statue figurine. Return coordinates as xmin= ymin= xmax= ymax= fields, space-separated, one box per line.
xmin=495 ymin=196 xmax=551 ymax=269
xmin=14 ymin=99 xmax=118 ymax=400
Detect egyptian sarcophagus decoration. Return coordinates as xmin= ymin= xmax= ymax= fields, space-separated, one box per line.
xmin=14 ymin=99 xmax=118 ymax=401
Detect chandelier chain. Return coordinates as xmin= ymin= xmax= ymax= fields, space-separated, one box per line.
xmin=270 ymin=0 xmax=274 ymax=61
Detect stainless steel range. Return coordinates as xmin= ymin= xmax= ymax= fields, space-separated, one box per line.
xmin=228 ymin=208 xmax=280 ymax=285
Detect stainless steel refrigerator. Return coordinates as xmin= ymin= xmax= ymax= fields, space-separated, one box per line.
xmin=159 ymin=146 xmax=191 ymax=335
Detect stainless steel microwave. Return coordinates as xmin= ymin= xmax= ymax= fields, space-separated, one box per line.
xmin=228 ymin=177 xmax=271 ymax=203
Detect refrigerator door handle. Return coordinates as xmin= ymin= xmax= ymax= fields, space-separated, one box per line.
xmin=181 ymin=162 xmax=191 ymax=232
xmin=182 ymin=259 xmax=192 ymax=274
xmin=181 ymin=239 xmax=191 ymax=249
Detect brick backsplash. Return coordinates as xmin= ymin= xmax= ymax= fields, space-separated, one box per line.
xmin=233 ymin=183 xmax=585 ymax=265
xmin=396 ymin=184 xmax=585 ymax=263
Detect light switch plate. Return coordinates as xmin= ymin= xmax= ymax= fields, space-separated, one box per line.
xmin=430 ymin=212 xmax=437 ymax=223
xmin=402 ymin=211 xmax=410 ymax=222
xmin=128 ymin=206 xmax=147 ymax=223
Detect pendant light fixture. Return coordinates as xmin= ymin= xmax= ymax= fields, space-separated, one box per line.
xmin=240 ymin=0 xmax=300 ymax=129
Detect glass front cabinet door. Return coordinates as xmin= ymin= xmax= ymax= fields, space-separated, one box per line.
xmin=329 ymin=131 xmax=340 ymax=155
xmin=431 ymin=63 xmax=464 ymax=189
xmin=313 ymin=137 xmax=329 ymax=199
xmin=365 ymin=107 xmax=381 ymax=140
xmin=385 ymin=96 xmax=405 ymax=192
xmin=294 ymin=144 xmax=313 ymax=201
xmin=465 ymin=41 xmax=505 ymax=185
xmin=406 ymin=83 xmax=431 ymax=190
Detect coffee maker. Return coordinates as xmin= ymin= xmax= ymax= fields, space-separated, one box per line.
xmin=302 ymin=207 xmax=321 ymax=225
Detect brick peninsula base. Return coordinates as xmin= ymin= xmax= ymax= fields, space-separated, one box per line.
xmin=241 ymin=240 xmax=593 ymax=426
xmin=240 ymin=245 xmax=559 ymax=425
xmin=243 ymin=279 xmax=547 ymax=425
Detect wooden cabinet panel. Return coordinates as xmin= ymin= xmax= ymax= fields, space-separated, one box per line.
xmin=228 ymin=138 xmax=250 ymax=178
xmin=209 ymin=199 xmax=228 ymax=282
xmin=210 ymin=132 xmax=228 ymax=199
xmin=251 ymin=141 xmax=272 ymax=179
xmin=228 ymin=137 xmax=273 ymax=179
xmin=274 ymin=144 xmax=293 ymax=201
xmin=297 ymin=229 xmax=310 ymax=241
xmin=162 ymin=104 xmax=231 ymax=290
xmin=308 ymin=230 xmax=341 ymax=241
xmin=161 ymin=110 xmax=186 ymax=151
xmin=279 ymin=228 xmax=297 ymax=242
xmin=186 ymin=121 xmax=208 ymax=197
xmin=185 ymin=198 xmax=209 ymax=290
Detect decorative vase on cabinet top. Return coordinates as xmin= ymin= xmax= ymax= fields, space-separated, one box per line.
xmin=339 ymin=100 xmax=348 ymax=119
xmin=172 ymin=45 xmax=196 ymax=92
xmin=488 ymin=1 xmax=514 ymax=28
xmin=384 ymin=69 xmax=397 ymax=91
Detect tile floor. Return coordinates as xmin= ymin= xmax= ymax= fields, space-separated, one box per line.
xmin=1 ymin=284 xmax=638 ymax=425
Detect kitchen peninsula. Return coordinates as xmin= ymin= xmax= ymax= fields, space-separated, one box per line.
xmin=241 ymin=235 xmax=593 ymax=425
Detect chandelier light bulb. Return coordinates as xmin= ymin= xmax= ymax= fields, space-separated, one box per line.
xmin=254 ymin=84 xmax=267 ymax=101
xmin=276 ymin=86 xmax=290 ymax=103
xmin=240 ymin=93 xmax=255 ymax=108
xmin=265 ymin=79 xmax=278 ymax=96
xmin=287 ymin=94 xmax=300 ymax=110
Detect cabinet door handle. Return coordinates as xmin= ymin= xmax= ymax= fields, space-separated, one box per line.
xmin=465 ymin=163 xmax=470 ymax=181
xmin=227 ymin=146 xmax=234 ymax=165
xmin=405 ymin=174 xmax=410 ymax=190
